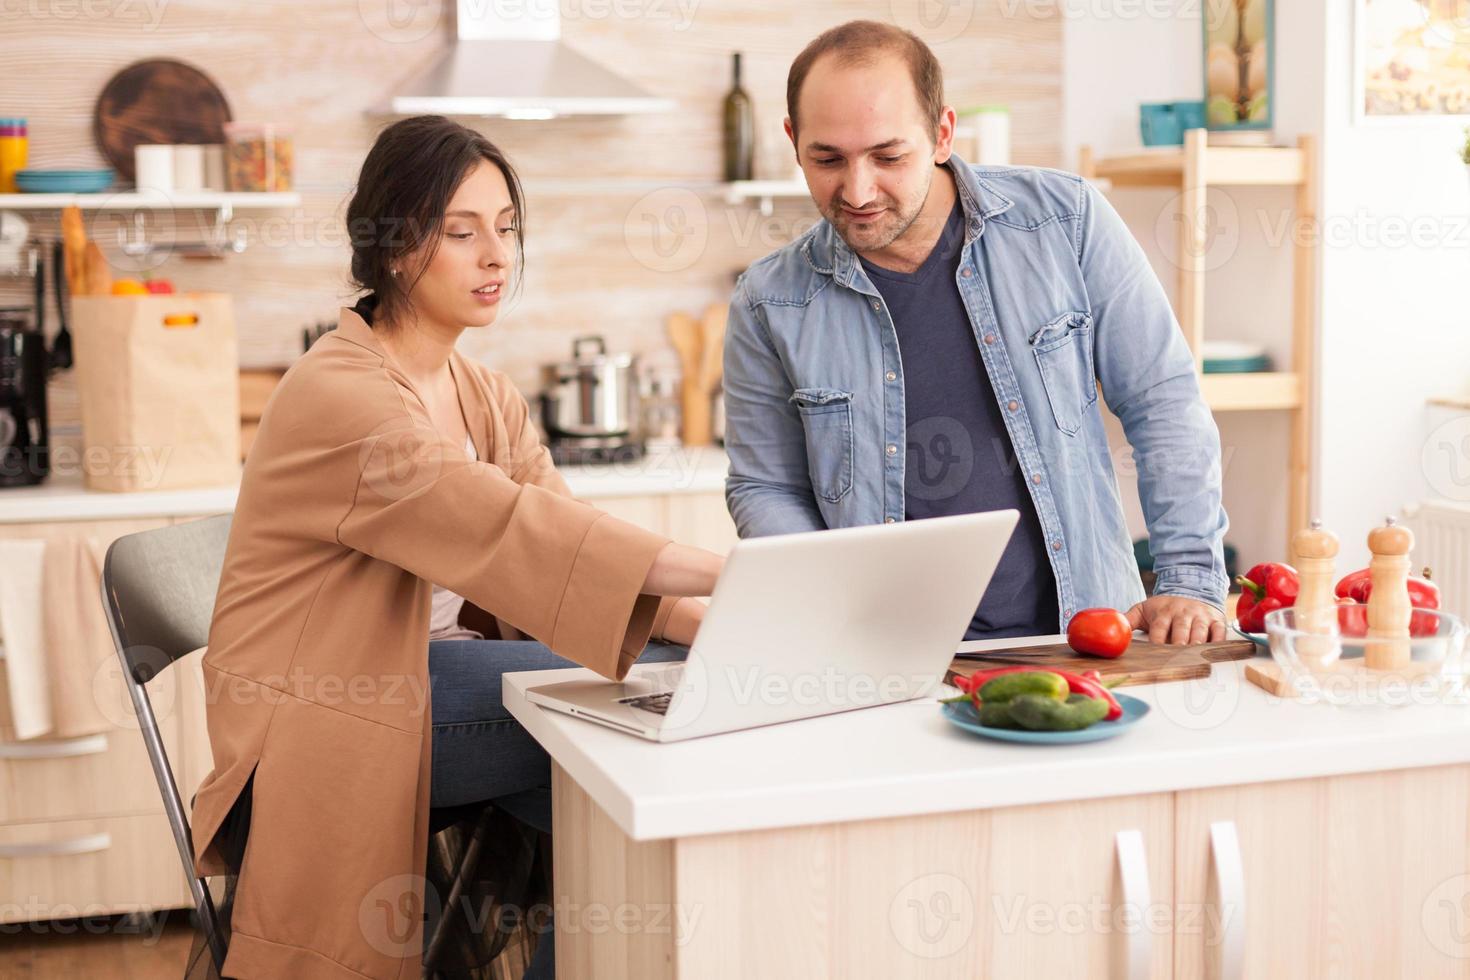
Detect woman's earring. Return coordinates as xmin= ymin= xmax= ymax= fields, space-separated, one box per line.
xmin=391 ymin=267 xmax=401 ymax=277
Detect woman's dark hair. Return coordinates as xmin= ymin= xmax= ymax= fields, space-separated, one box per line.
xmin=346 ymin=115 xmax=526 ymax=326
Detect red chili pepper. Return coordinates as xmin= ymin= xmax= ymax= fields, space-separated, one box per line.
xmin=1053 ymin=668 xmax=1124 ymax=720
xmin=1235 ymin=562 xmax=1300 ymax=633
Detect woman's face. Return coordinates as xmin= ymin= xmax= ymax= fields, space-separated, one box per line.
xmin=400 ymin=160 xmax=518 ymax=330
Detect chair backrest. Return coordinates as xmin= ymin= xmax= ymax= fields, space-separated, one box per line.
xmin=101 ymin=514 xmax=233 ymax=685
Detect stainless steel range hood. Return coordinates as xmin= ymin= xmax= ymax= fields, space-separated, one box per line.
xmin=376 ymin=0 xmax=674 ymax=119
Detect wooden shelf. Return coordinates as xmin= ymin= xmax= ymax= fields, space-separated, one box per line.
xmin=1201 ymin=372 xmax=1302 ymax=412
xmin=1081 ymin=129 xmax=1317 ymax=556
xmin=1088 ymin=143 xmax=1306 ymax=188
xmin=1428 ymin=395 xmax=1470 ymax=410
xmin=0 ymin=191 xmax=301 ymax=211
xmin=723 ymin=180 xmax=809 ymax=216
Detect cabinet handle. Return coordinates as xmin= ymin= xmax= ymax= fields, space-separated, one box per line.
xmin=1208 ymin=820 xmax=1246 ymax=980
xmin=1114 ymin=829 xmax=1153 ymax=980
xmin=0 ymin=832 xmax=112 ymax=859
xmin=0 ymin=734 xmax=109 ymax=759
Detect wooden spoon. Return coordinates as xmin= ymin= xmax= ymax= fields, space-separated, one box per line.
xmin=698 ymin=303 xmax=727 ymax=399
xmin=667 ymin=312 xmax=708 ymax=446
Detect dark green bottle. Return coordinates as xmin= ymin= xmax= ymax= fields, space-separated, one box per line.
xmin=722 ymin=52 xmax=754 ymax=182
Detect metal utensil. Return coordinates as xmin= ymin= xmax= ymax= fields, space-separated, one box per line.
xmin=49 ymin=241 xmax=73 ymax=371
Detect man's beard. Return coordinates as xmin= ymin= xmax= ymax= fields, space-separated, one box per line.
xmin=824 ymin=174 xmax=931 ymax=255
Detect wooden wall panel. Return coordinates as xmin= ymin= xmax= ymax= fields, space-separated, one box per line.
xmin=1 ymin=0 xmax=1060 ymax=450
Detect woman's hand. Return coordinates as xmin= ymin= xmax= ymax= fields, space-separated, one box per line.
xmin=661 ymin=596 xmax=707 ymax=648
xmin=642 ymin=542 xmax=724 ymax=598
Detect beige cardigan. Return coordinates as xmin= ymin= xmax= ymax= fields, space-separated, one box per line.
xmin=191 ymin=307 xmax=678 ymax=979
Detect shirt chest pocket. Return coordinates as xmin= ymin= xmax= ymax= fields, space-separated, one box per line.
xmin=1029 ymin=311 xmax=1097 ymax=436
xmin=789 ymin=387 xmax=854 ymax=503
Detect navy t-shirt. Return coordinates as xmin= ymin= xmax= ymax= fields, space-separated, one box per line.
xmin=859 ymin=201 xmax=1060 ymax=639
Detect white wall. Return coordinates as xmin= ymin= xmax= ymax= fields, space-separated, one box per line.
xmin=1062 ymin=0 xmax=1326 ymax=576
xmin=1317 ymin=2 xmax=1470 ymax=571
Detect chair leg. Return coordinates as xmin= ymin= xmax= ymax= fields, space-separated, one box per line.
xmin=422 ymin=806 xmax=496 ymax=974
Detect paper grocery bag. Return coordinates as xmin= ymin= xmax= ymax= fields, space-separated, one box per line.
xmin=71 ymin=293 xmax=242 ymax=492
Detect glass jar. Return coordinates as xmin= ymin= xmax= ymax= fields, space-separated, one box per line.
xmin=223 ymin=122 xmax=294 ymax=192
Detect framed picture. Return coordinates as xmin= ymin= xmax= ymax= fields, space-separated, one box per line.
xmin=1203 ymin=0 xmax=1274 ymax=136
xmin=1356 ymin=0 xmax=1470 ymax=122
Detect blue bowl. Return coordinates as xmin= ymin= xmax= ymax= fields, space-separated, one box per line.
xmin=15 ymin=169 xmax=115 ymax=194
xmin=942 ymin=692 xmax=1150 ymax=744
xmin=1139 ymin=101 xmax=1208 ymax=147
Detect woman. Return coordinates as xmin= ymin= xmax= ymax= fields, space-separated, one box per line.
xmin=189 ymin=115 xmax=725 ymax=980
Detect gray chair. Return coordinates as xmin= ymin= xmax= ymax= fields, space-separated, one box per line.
xmin=99 ymin=515 xmax=545 ymax=978
xmin=99 ymin=515 xmax=234 ymax=972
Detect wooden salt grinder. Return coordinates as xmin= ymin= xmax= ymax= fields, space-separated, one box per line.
xmin=1365 ymin=517 xmax=1413 ymax=671
xmin=1293 ymin=519 xmax=1340 ymax=668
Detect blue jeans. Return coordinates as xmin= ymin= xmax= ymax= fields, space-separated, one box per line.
xmin=428 ymin=638 xmax=689 ymax=980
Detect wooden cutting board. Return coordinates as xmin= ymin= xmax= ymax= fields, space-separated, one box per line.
xmin=947 ymin=638 xmax=1257 ymax=689
xmin=93 ymin=59 xmax=232 ymax=181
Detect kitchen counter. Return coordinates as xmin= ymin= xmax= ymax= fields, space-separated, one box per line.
xmin=504 ymin=633 xmax=1470 ymax=842
xmin=0 ymin=446 xmax=730 ymax=523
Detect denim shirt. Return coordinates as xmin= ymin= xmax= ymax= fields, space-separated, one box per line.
xmin=722 ymin=155 xmax=1230 ymax=622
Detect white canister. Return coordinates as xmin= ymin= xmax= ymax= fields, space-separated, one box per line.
xmin=172 ymin=144 xmax=204 ymax=191
xmin=962 ymin=106 xmax=1011 ymax=167
xmin=134 ymin=144 xmax=174 ymax=193
xmin=202 ymin=144 xmax=226 ymax=191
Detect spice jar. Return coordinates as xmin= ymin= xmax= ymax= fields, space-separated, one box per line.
xmin=223 ymin=122 xmax=294 ymax=192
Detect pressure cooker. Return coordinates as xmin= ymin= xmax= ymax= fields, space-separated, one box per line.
xmin=539 ymin=336 xmax=640 ymax=439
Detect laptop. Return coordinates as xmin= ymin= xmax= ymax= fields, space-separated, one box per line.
xmin=524 ymin=509 xmax=1020 ymax=742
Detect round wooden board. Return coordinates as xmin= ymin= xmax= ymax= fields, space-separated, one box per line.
xmin=93 ymin=59 xmax=233 ymax=182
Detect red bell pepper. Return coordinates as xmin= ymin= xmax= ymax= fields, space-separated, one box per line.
xmin=1235 ymin=562 xmax=1300 ymax=633
xmin=1334 ymin=567 xmax=1440 ymax=637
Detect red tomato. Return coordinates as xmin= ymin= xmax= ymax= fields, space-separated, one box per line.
xmin=145 ymin=279 xmax=175 ymax=295
xmin=1066 ymin=607 xmax=1132 ymax=658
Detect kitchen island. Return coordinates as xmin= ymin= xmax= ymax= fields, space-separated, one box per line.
xmin=504 ymin=634 xmax=1470 ymax=979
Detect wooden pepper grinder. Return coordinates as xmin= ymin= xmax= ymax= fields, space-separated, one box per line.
xmin=1293 ymin=519 xmax=1340 ymax=668
xmin=1365 ymin=516 xmax=1413 ymax=672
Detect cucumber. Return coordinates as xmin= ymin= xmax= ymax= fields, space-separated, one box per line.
xmin=1007 ymin=693 xmax=1110 ymax=732
xmin=977 ymin=700 xmax=1022 ymax=729
xmin=978 ymin=671 xmax=1067 ymax=704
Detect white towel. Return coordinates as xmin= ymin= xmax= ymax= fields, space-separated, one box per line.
xmin=0 ymin=539 xmax=51 ymax=739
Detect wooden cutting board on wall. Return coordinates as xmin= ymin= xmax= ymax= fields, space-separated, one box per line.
xmin=947 ymin=638 xmax=1257 ymax=689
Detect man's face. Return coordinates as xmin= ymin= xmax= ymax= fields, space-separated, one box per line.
xmin=787 ymin=53 xmax=952 ymax=254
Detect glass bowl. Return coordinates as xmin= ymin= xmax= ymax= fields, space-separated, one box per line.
xmin=1263 ymin=606 xmax=1468 ymax=708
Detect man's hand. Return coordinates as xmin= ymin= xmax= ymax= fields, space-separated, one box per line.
xmin=1124 ymin=595 xmax=1226 ymax=645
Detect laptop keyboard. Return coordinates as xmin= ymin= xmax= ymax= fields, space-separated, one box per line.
xmin=617 ymin=691 xmax=674 ymax=715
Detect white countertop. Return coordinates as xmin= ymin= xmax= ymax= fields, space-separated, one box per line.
xmin=504 ymin=634 xmax=1470 ymax=841
xmin=0 ymin=446 xmax=729 ymax=523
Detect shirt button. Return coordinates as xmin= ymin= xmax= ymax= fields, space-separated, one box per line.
xmin=1032 ymin=473 xmax=1042 ymax=485
xmin=885 ymin=517 xmax=896 ymax=524
xmin=871 ymin=300 xmax=881 ymax=312
xmin=960 ymin=268 xmax=972 ymax=278
xmin=886 ymin=444 xmax=898 ymax=456
xmin=1052 ymin=540 xmax=1063 ymax=551
xmin=1007 ymin=400 xmax=1019 ymax=412
xmin=983 ymin=334 xmax=996 ymax=345
xmin=885 ymin=370 xmax=897 ymax=382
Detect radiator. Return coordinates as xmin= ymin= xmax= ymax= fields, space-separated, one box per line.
xmin=1403 ymin=499 xmax=1470 ymax=618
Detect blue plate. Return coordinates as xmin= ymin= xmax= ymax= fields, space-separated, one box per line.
xmin=15 ymin=169 xmax=115 ymax=194
xmin=1231 ymin=619 xmax=1270 ymax=651
xmin=942 ymin=692 xmax=1150 ymax=744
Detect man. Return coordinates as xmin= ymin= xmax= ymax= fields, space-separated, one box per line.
xmin=723 ymin=20 xmax=1230 ymax=645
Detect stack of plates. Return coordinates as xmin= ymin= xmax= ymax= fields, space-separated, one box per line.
xmin=14 ymin=169 xmax=116 ymax=194
xmin=1201 ymin=340 xmax=1271 ymax=374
